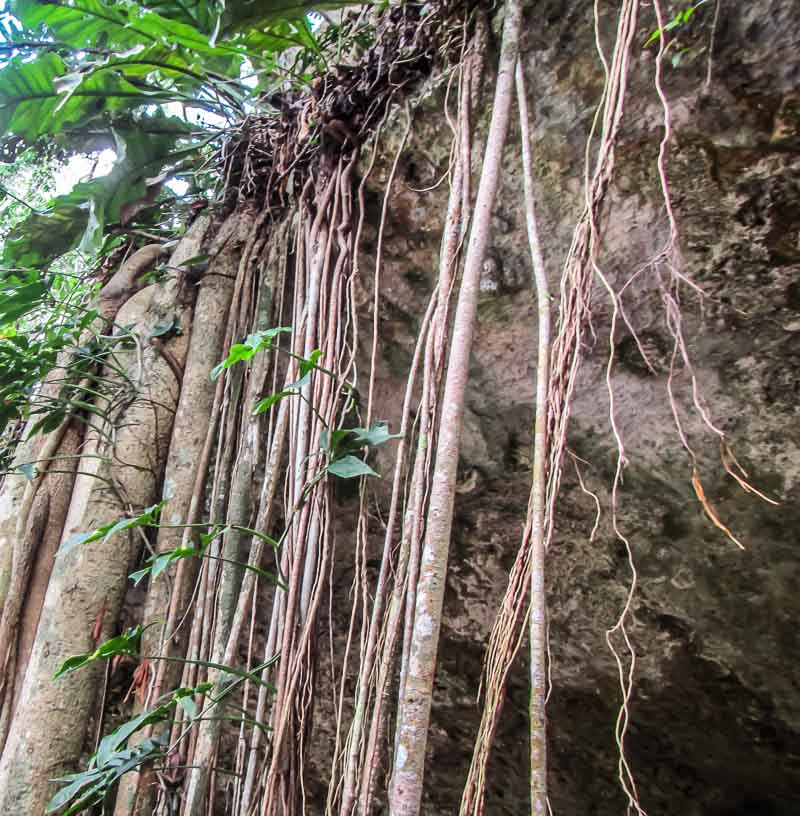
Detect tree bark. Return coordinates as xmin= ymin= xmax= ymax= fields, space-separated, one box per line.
xmin=0 ymin=231 xmax=196 ymax=813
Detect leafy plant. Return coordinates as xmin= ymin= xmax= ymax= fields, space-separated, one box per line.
xmin=59 ymin=500 xmax=167 ymax=557
xmin=0 ymin=0 xmax=366 ymax=450
xmin=0 ymin=295 xmax=99 ymax=441
xmin=53 ymin=624 xmax=147 ymax=680
xmin=251 ymin=348 xmax=324 ymax=412
xmin=210 ymin=326 xmax=293 ymax=379
xmin=645 ymin=1 xmax=709 ymax=48
xmin=129 ymin=524 xmax=285 ymax=589
xmin=46 ymin=682 xmax=213 ymax=815
xmin=322 ymin=421 xmax=402 ymax=479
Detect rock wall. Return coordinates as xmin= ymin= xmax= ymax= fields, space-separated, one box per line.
xmin=317 ymin=1 xmax=800 ymax=813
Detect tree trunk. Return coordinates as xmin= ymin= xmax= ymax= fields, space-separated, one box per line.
xmin=0 ymin=226 xmax=202 ymax=812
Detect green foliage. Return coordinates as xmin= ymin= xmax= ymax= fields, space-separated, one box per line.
xmin=4 ymin=119 xmax=192 ymax=269
xmin=0 ymin=300 xmax=99 ymax=440
xmin=59 ymin=500 xmax=166 ymax=557
xmin=0 ymin=0 xmax=369 ymax=461
xmin=54 ymin=624 xmax=146 ymax=679
xmin=251 ymin=348 xmax=324 ymax=412
xmin=129 ymin=524 xmax=285 ymax=589
xmin=322 ymin=421 xmax=402 ymax=479
xmin=645 ymin=1 xmax=709 ymax=52
xmin=0 ymin=145 xmax=61 ymax=238
xmin=211 ymin=326 xmax=293 ymax=379
xmin=129 ymin=543 xmax=205 ymax=585
xmin=46 ymin=682 xmax=212 ymax=815
xmin=47 ymin=734 xmax=166 ymax=815
xmin=215 ymin=326 xmax=401 ymax=480
xmin=0 ymin=0 xmax=360 ymax=414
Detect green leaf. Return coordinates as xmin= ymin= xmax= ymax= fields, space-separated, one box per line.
xmin=59 ymin=501 xmax=166 ymax=557
xmin=298 ymin=347 xmax=322 ymax=378
xmin=327 ymin=455 xmax=378 ymax=479
xmin=200 ymin=525 xmax=227 ymax=547
xmin=253 ymin=390 xmax=296 ymax=414
xmin=0 ymin=50 xmax=181 ymax=144
xmin=212 ymin=327 xmax=291 ymax=379
xmin=45 ymin=770 xmax=104 ymax=813
xmin=95 ymin=704 xmax=169 ymax=766
xmin=15 ymin=0 xmax=254 ymax=68
xmin=129 ymin=568 xmax=149 ymax=586
xmin=211 ymin=343 xmax=255 ymax=379
xmin=285 ymin=372 xmax=311 ymax=390
xmin=175 ymin=689 xmax=198 ymax=719
xmin=0 ymin=273 xmax=47 ymax=325
xmin=350 ymin=422 xmax=402 ymax=448
xmin=60 ymin=530 xmax=99 ymax=557
xmin=319 ymin=427 xmax=351 ymax=454
xmin=644 ymin=1 xmax=708 ymax=47
xmin=54 ymin=625 xmax=144 ymax=679
xmin=52 ymin=653 xmax=95 ymax=681
xmin=3 ymin=120 xmax=192 ymax=269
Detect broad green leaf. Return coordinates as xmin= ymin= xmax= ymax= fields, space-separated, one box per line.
xmin=103 ymin=734 xmax=165 ymax=775
xmin=45 ymin=770 xmax=104 ymax=813
xmin=100 ymin=516 xmax=145 ymax=545
xmin=59 ymin=501 xmax=165 ymax=557
xmin=3 ymin=120 xmax=192 ymax=269
xmin=246 ymin=326 xmax=293 ymax=346
xmin=0 ymin=274 xmax=47 ymax=324
xmin=0 ymin=51 xmax=178 ymax=143
xmin=212 ymin=327 xmax=291 ymax=379
xmin=177 ymin=693 xmax=197 ymax=719
xmin=152 ymin=545 xmax=201 ymax=579
xmin=95 ymin=704 xmax=170 ymax=767
xmin=285 ymin=371 xmax=311 ymax=390
xmin=299 ymin=347 xmax=322 ymax=377
xmin=350 ymin=422 xmax=402 ymax=448
xmin=129 ymin=567 xmax=149 ymax=586
xmin=319 ymin=427 xmax=351 ymax=454
xmin=54 ymin=625 xmax=144 ymax=679
xmin=60 ymin=530 xmax=99 ymax=557
xmin=327 ymin=454 xmax=378 ymax=479
xmin=52 ymin=653 xmax=94 ymax=680
xmin=18 ymin=0 xmax=233 ymax=63
xmin=60 ymin=779 xmax=109 ymax=816
xmin=644 ymin=0 xmax=708 ymax=47
xmin=253 ymin=389 xmax=297 ymax=414
xmin=200 ymin=525 xmax=228 ymax=547
xmin=211 ymin=342 xmax=256 ymax=379
xmin=96 ymin=625 xmax=144 ymax=658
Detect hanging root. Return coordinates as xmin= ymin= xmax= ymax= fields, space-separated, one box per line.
xmin=460 ymin=54 xmax=551 ymax=816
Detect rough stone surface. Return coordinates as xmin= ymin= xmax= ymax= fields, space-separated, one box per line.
xmin=316 ymin=2 xmax=800 ymax=814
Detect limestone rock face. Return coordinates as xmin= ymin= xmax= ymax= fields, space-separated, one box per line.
xmin=343 ymin=1 xmax=800 ymax=813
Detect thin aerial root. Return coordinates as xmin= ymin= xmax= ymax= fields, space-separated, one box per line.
xmin=568 ymin=450 xmax=601 ymax=542
xmin=721 ymin=443 xmax=780 ymax=506
xmin=691 ymin=468 xmax=745 ymax=550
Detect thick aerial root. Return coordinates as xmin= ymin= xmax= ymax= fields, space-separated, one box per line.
xmin=389 ymin=1 xmax=523 ymax=811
